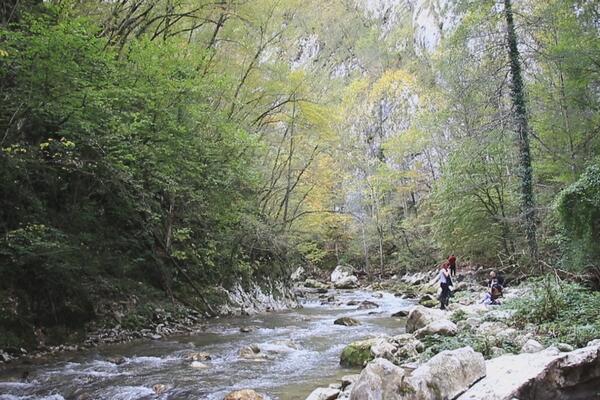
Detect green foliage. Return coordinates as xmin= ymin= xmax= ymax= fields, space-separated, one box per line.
xmin=509 ymin=280 xmax=600 ymax=347
xmin=556 ymin=164 xmax=600 ymax=269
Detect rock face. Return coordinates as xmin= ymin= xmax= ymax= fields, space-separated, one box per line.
xmin=458 ymin=343 xmax=600 ymax=400
xmin=350 ymin=358 xmax=406 ymax=400
xmin=409 ymin=347 xmax=486 ymax=399
xmin=350 ymin=347 xmax=485 ymax=400
xmin=305 ymin=387 xmax=341 ymax=400
xmin=334 ymin=317 xmax=361 ymax=326
xmin=223 ymin=389 xmax=263 ymax=400
xmin=406 ymin=306 xmax=445 ymax=333
xmin=218 ymin=280 xmax=299 ymax=316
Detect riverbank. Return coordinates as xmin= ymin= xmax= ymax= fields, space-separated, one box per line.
xmin=304 ymin=267 xmax=600 ymax=400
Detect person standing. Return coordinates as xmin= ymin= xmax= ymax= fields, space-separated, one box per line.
xmin=439 ymin=262 xmax=451 ymax=310
xmin=448 ymin=255 xmax=457 ymax=277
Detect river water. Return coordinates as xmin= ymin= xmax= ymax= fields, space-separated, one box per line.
xmin=0 ymin=290 xmax=413 ymax=400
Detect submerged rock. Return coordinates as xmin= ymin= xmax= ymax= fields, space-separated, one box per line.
xmin=334 ymin=317 xmax=361 ymax=326
xmin=391 ymin=310 xmax=409 ymax=317
xmin=185 ymin=351 xmax=211 ymax=361
xmin=190 ymin=361 xmax=209 ymax=368
xmin=357 ymin=300 xmax=379 ymax=310
xmin=340 ymin=339 xmax=377 ymax=367
xmin=152 ymin=384 xmax=168 ymax=394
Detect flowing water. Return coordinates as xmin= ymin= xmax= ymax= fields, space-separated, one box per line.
xmin=0 ymin=290 xmax=413 ymax=400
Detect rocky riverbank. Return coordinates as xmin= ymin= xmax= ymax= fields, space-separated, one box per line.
xmin=0 ymin=279 xmax=298 ymax=365
xmin=301 ymin=266 xmax=600 ymax=400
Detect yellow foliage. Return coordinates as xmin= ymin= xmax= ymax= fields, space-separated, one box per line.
xmin=369 ymin=69 xmax=416 ymax=101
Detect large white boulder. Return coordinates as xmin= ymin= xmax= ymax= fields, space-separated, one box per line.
xmin=349 ymin=358 xmax=406 ymax=400
xmin=334 ymin=275 xmax=359 ymax=289
xmin=408 ymin=347 xmax=486 ymax=399
xmin=331 ymin=265 xmax=355 ymax=283
xmin=414 ymin=319 xmax=458 ymax=338
xmin=521 ymin=339 xmax=544 ymax=354
xmin=406 ymin=306 xmax=445 ymax=333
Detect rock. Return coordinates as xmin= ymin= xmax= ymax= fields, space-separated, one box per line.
xmin=556 ymin=343 xmax=574 ymax=352
xmin=587 ymin=338 xmax=600 ymax=347
xmin=223 ymin=389 xmax=264 ymax=400
xmin=490 ymin=346 xmax=507 ymax=358
xmin=409 ymin=347 xmax=486 ymax=400
xmin=106 ymin=355 xmax=126 ymax=365
xmin=240 ymin=327 xmax=253 ymax=333
xmin=370 ymin=338 xmax=397 ymax=361
xmin=150 ymin=334 xmax=162 ymax=340
xmin=357 ymin=300 xmax=379 ymax=310
xmin=334 ymin=317 xmax=361 ymax=326
xmin=453 ymin=281 xmax=469 ymax=292
xmin=391 ymin=310 xmax=409 ymax=317
xmin=152 ymin=384 xmax=168 ymax=394
xmin=400 ymin=271 xmax=432 ymax=285
xmin=457 ymin=346 xmax=599 ymax=400
xmin=305 ymin=387 xmax=340 ymax=400
xmin=185 ymin=351 xmax=211 ymax=361
xmin=372 ymin=292 xmax=384 ymax=298
xmin=341 ymin=374 xmax=360 ymax=390
xmin=391 ymin=334 xmax=425 ymax=360
xmin=190 ymin=361 xmax=209 ymax=368
xmin=476 ymin=321 xmax=509 ymax=337
xmin=347 ymin=300 xmax=360 ymax=306
xmin=521 ymin=339 xmax=544 ymax=353
xmin=406 ymin=306 xmax=445 ymax=333
xmin=331 ymin=265 xmax=355 ymax=283
xmin=290 ymin=266 xmax=305 ymax=281
xmin=340 ymin=339 xmax=377 ymax=367
xmin=334 ymin=276 xmax=359 ymax=289
xmin=419 ymin=293 xmax=436 ymax=303
xmin=414 ymin=319 xmax=458 ymax=338
xmin=304 ymin=279 xmax=329 ymax=289
xmin=239 ymin=345 xmax=268 ymax=360
xmin=419 ymin=299 xmax=439 ymax=308
xmin=350 ymin=358 xmax=406 ymax=400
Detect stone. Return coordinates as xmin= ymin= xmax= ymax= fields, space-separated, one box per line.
xmin=350 ymin=358 xmax=406 ymax=400
xmin=340 ymin=339 xmax=377 ymax=367
xmin=419 ymin=299 xmax=439 ymax=308
xmin=414 ymin=319 xmax=458 ymax=338
xmin=106 ymin=355 xmax=126 ymax=365
xmin=372 ymin=292 xmax=384 ymax=298
xmin=409 ymin=347 xmax=486 ymax=400
xmin=521 ymin=339 xmax=544 ymax=354
xmin=290 ymin=266 xmax=305 ymax=281
xmin=331 ymin=265 xmax=356 ymax=283
xmin=556 ymin=343 xmax=574 ymax=352
xmin=186 ymin=351 xmax=211 ymax=361
xmin=150 ymin=334 xmax=162 ymax=340
xmin=370 ymin=338 xmax=397 ymax=361
xmin=334 ymin=317 xmax=361 ymax=326
xmin=391 ymin=310 xmax=409 ymax=317
xmin=347 ymin=300 xmax=360 ymax=306
xmin=453 ymin=281 xmax=469 ymax=292
xmin=341 ymin=374 xmax=360 ymax=390
xmin=239 ymin=345 xmax=267 ymax=360
xmin=400 ymin=271 xmax=432 ymax=285
xmin=357 ymin=300 xmax=379 ymax=310
xmin=223 ymin=389 xmax=263 ymax=400
xmin=240 ymin=327 xmax=253 ymax=333
xmin=190 ymin=361 xmax=209 ymax=368
xmin=457 ymin=347 xmax=590 ymax=399
xmin=406 ymin=306 xmax=445 ymax=333
xmin=305 ymin=387 xmax=340 ymax=400
xmin=334 ymin=276 xmax=359 ymax=289
xmin=152 ymin=384 xmax=167 ymax=394
xmin=304 ymin=279 xmax=329 ymax=290
xmin=587 ymin=339 xmax=600 ymax=347
xmin=476 ymin=321 xmax=509 ymax=337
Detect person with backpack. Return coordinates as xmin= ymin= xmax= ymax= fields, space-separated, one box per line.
xmin=448 ymin=255 xmax=457 ymax=277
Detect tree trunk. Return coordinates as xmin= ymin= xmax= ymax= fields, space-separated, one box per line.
xmin=504 ymin=0 xmax=538 ymax=262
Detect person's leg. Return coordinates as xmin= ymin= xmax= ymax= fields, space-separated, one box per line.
xmin=439 ymin=284 xmax=446 ymax=310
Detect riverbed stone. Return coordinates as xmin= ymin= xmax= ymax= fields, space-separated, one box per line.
xmin=521 ymin=339 xmax=544 ymax=353
xmin=334 ymin=317 xmax=361 ymax=326
xmin=414 ymin=319 xmax=458 ymax=338
xmin=306 ymin=387 xmax=340 ymax=400
xmin=341 ymin=374 xmax=360 ymax=390
xmin=224 ymin=389 xmax=264 ymax=400
xmin=357 ymin=300 xmax=379 ymax=310
xmin=334 ymin=276 xmax=359 ymax=289
xmin=304 ymin=279 xmax=329 ymax=290
xmin=331 ymin=265 xmax=355 ymax=283
xmin=152 ymin=384 xmax=168 ymax=394
xmin=190 ymin=361 xmax=209 ymax=368
xmin=186 ymin=351 xmax=212 ymax=361
xmin=340 ymin=339 xmax=377 ymax=367
xmin=391 ymin=310 xmax=409 ymax=317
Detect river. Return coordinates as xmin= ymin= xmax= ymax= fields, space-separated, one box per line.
xmin=0 ymin=290 xmax=413 ymax=400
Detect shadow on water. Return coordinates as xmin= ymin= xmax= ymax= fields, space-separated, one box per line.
xmin=0 ymin=290 xmax=414 ymax=400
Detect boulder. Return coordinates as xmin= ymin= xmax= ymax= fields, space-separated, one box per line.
xmin=556 ymin=343 xmax=575 ymax=352
xmin=341 ymin=374 xmax=360 ymax=390
xmin=334 ymin=276 xmax=360 ymax=289
xmin=224 ymin=389 xmax=264 ymax=400
xmin=390 ymin=334 xmax=425 ymax=360
xmin=239 ymin=345 xmax=268 ymax=361
xmin=305 ymin=387 xmax=340 ymax=400
xmin=408 ymin=347 xmax=486 ymax=400
xmin=331 ymin=265 xmax=356 ymax=283
xmin=152 ymin=384 xmax=168 ymax=394
xmin=304 ymin=279 xmax=329 ymax=290
xmin=414 ymin=319 xmax=458 ymax=338
xmin=340 ymin=339 xmax=377 ymax=367
xmin=357 ymin=300 xmax=379 ymax=310
xmin=406 ymin=306 xmax=445 ymax=333
xmin=452 ymin=281 xmax=469 ymax=292
xmin=106 ymin=356 xmax=126 ymax=365
xmin=334 ymin=317 xmax=361 ymax=326
xmin=521 ymin=339 xmax=544 ymax=354
xmin=349 ymin=358 xmax=406 ymax=400
xmin=347 ymin=300 xmax=360 ymax=306
xmin=391 ymin=310 xmax=409 ymax=318
xmin=513 ymin=343 xmax=600 ymax=399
